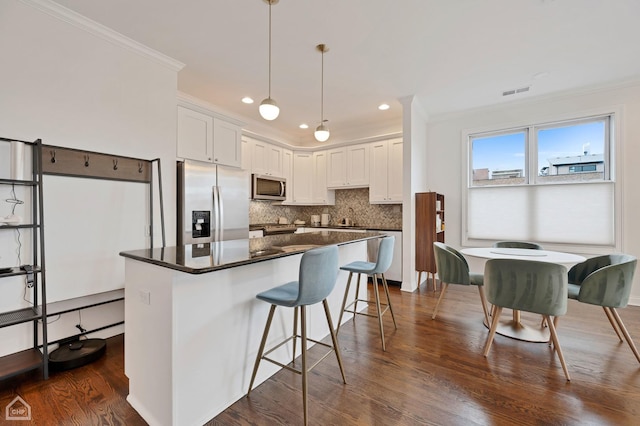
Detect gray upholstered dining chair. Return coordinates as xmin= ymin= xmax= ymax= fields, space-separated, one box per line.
xmin=493 ymin=241 xmax=543 ymax=250
xmin=247 ymin=245 xmax=346 ymax=426
xmin=565 ymin=254 xmax=639 ymax=364
xmin=483 ymin=258 xmax=571 ymax=381
xmin=432 ymin=242 xmax=490 ymax=325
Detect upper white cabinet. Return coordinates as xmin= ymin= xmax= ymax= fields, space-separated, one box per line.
xmin=250 ymin=139 xmax=283 ymax=177
xmin=327 ymin=143 xmax=370 ymax=188
xmin=312 ymin=150 xmax=335 ymax=204
xmin=290 ymin=151 xmax=334 ymax=205
xmin=282 ymin=148 xmax=293 ymax=203
xmin=369 ymin=138 xmax=403 ymax=204
xmin=292 ymin=152 xmax=313 ymax=204
xmin=177 ymin=105 xmax=242 ymax=168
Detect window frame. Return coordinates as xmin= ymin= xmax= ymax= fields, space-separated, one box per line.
xmin=461 ymin=107 xmax=622 ymax=254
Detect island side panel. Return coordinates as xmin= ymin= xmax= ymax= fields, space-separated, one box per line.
xmin=124 ymin=258 xmax=175 ymax=426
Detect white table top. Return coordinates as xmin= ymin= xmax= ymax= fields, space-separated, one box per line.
xmin=460 ymin=247 xmax=586 ymax=265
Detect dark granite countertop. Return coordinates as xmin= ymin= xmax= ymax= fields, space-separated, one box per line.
xmin=120 ymin=231 xmax=384 ymax=274
xmin=249 ymin=223 xmax=401 ymax=232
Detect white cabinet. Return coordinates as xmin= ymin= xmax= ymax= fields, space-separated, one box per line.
xmin=282 ymin=148 xmax=293 ymax=203
xmin=327 ymin=144 xmax=370 ymax=188
xmin=177 ymin=105 xmax=242 ymax=168
xmin=369 ymin=138 xmax=403 ymax=204
xmin=250 ymin=139 xmax=283 ymax=177
xmin=290 ymin=151 xmax=334 ymax=205
xmin=292 ymin=152 xmax=313 ymax=204
xmin=312 ymin=151 xmax=335 ymax=205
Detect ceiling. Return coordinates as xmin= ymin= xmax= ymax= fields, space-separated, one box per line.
xmin=52 ymin=0 xmax=640 ymax=146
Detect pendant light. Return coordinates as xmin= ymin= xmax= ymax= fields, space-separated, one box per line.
xmin=259 ymin=0 xmax=279 ymax=121
xmin=314 ymin=44 xmax=330 ymax=142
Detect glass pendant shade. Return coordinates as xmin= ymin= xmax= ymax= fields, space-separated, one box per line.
xmin=314 ymin=123 xmax=330 ymax=142
xmin=259 ymin=97 xmax=279 ymax=120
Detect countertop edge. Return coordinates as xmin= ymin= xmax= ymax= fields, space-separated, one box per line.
xmin=120 ymin=233 xmax=383 ymax=274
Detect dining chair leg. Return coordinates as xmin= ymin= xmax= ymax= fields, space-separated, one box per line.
xmin=548 ymin=316 xmax=559 ymax=347
xmin=381 ymin=274 xmax=397 ymax=329
xmin=301 ymin=305 xmax=308 ymax=426
xmin=336 ymin=272 xmax=353 ymax=334
xmin=372 ymin=273 xmax=386 ymax=351
xmin=610 ymin=308 xmax=640 ymax=364
xmin=431 ymin=283 xmax=449 ymax=320
xmin=546 ymin=314 xmax=570 ymax=381
xmin=248 ymin=304 xmax=276 ymax=396
xmin=293 ymin=306 xmax=299 ymax=364
xmin=483 ymin=306 xmax=503 ymax=356
xmin=323 ymin=299 xmax=347 ymax=383
xmin=603 ymin=306 xmax=624 ymax=342
xmin=477 ymin=286 xmax=490 ymax=325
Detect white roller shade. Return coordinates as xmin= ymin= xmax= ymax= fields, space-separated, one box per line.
xmin=467 ymin=182 xmax=614 ymax=245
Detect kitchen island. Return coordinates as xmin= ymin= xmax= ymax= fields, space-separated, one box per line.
xmin=119 ymin=231 xmax=383 ymax=426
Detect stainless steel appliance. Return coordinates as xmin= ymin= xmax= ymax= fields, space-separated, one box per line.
xmin=251 ymin=174 xmax=286 ymax=201
xmin=177 ymin=160 xmax=249 ymax=245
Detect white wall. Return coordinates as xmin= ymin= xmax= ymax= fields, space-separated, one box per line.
xmin=0 ymin=0 xmax=180 ymax=355
xmin=400 ymin=96 xmax=429 ymax=292
xmin=423 ymin=82 xmax=640 ymax=305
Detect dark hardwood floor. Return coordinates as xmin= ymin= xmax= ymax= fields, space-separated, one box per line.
xmin=2 ymin=281 xmax=639 ymax=425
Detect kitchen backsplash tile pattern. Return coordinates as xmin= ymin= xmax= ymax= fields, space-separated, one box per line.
xmin=249 ymin=188 xmax=402 ymax=229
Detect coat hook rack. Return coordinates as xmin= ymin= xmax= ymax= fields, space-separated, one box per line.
xmin=138 ymin=161 xmax=143 ymax=173
xmin=50 ymin=149 xmax=56 ymax=163
xmin=113 ymin=159 xmax=118 ymax=170
xmin=84 ymin=155 xmax=90 ymax=167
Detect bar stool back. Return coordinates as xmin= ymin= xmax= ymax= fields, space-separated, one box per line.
xmin=336 ymin=236 xmax=397 ymax=351
xmin=247 ymin=245 xmax=346 ymax=426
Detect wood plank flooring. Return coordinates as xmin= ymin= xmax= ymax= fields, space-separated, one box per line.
xmin=1 ymin=281 xmax=639 ymax=425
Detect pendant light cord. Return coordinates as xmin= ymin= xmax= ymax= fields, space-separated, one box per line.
xmin=268 ymin=1 xmax=272 ymax=98
xmin=320 ymin=47 xmax=324 ymax=122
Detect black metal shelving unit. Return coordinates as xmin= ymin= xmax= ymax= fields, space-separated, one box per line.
xmin=0 ymin=137 xmax=49 ymax=380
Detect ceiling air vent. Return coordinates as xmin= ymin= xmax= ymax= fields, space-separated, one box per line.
xmin=502 ymin=86 xmax=530 ymax=97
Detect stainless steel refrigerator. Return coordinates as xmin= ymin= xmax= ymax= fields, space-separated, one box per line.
xmin=177 ymin=160 xmax=249 ymax=245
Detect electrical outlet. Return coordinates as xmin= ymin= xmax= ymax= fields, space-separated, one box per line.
xmin=139 ymin=290 xmax=151 ymax=305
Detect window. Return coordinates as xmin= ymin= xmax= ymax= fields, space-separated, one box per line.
xmin=465 ymin=114 xmax=616 ymax=247
xmin=470 ymin=115 xmax=610 ymax=186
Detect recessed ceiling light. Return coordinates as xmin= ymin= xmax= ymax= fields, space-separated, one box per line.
xmin=299 ymin=123 xmax=309 ymax=129
xmin=242 ymin=97 xmax=254 ymax=104
xmin=378 ymin=103 xmax=390 ymax=111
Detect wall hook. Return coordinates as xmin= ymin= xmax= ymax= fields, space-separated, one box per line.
xmin=84 ymin=155 xmax=90 ymax=167
xmin=138 ymin=161 xmax=143 ymax=173
xmin=113 ymin=159 xmax=118 ymax=170
xmin=50 ymin=150 xmax=56 ymax=163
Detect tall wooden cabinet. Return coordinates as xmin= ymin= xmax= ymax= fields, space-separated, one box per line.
xmin=415 ymin=192 xmax=445 ymax=290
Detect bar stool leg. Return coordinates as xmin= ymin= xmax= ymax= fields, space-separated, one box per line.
xmin=381 ymin=274 xmax=397 ymax=330
xmin=353 ymin=273 xmax=362 ymax=315
xmin=372 ymin=273 xmax=386 ymax=351
xmin=247 ymin=304 xmax=277 ymax=396
xmin=336 ymin=272 xmax=353 ymax=334
xmin=293 ymin=306 xmax=299 ymax=364
xmin=301 ymin=306 xmax=308 ymax=426
xmin=323 ymin=299 xmax=347 ymax=383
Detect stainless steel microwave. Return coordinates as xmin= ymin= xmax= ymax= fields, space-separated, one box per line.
xmin=251 ymin=174 xmax=286 ymax=201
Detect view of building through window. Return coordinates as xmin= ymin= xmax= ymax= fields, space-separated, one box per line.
xmin=470 ymin=116 xmax=609 ymax=186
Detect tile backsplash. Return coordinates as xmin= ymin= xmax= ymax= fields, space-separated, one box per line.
xmin=249 ymin=188 xmax=402 ymax=228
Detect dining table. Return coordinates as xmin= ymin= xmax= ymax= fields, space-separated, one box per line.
xmin=460 ymin=247 xmax=586 ymax=342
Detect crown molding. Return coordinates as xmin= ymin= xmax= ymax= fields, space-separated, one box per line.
xmin=20 ymin=0 xmax=185 ymax=72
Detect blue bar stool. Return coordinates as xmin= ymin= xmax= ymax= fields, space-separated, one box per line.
xmin=336 ymin=236 xmax=397 ymax=351
xmin=247 ymin=245 xmax=346 ymax=426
